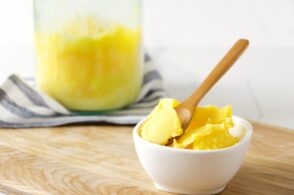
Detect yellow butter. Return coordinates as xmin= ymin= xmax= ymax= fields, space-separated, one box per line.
xmin=140 ymin=98 xmax=183 ymax=145
xmin=140 ymin=98 xmax=240 ymax=150
xmin=35 ymin=17 xmax=142 ymax=111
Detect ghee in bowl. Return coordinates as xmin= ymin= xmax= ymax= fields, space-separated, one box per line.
xmin=133 ymin=98 xmax=253 ymax=194
xmin=140 ymin=98 xmax=246 ymax=149
xmin=133 ymin=115 xmax=252 ymax=194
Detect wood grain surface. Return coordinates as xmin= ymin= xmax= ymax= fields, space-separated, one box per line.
xmin=0 ymin=122 xmax=293 ymax=195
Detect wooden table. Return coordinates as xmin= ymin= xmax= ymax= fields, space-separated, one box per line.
xmin=0 ymin=122 xmax=293 ymax=195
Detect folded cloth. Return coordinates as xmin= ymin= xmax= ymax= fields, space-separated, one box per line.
xmin=0 ymin=54 xmax=164 ymax=128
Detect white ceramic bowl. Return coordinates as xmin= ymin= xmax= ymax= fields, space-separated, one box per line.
xmin=133 ymin=116 xmax=253 ymax=195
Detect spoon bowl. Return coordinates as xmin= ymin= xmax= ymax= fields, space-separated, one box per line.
xmin=133 ymin=116 xmax=253 ymax=194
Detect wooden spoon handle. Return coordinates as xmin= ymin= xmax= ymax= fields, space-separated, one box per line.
xmin=185 ymin=39 xmax=249 ymax=107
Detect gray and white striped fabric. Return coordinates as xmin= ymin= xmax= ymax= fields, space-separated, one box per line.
xmin=0 ymin=54 xmax=164 ymax=128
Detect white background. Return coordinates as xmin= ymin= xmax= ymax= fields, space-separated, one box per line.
xmin=0 ymin=0 xmax=293 ymax=129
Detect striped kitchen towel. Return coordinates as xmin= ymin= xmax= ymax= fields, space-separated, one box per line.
xmin=0 ymin=54 xmax=165 ymax=128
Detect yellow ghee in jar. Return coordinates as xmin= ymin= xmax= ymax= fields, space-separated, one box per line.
xmin=35 ymin=18 xmax=142 ymax=111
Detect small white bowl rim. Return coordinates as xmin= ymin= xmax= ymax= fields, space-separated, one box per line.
xmin=133 ymin=115 xmax=253 ymax=154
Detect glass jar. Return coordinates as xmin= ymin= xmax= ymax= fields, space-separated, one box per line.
xmin=33 ymin=0 xmax=143 ymax=111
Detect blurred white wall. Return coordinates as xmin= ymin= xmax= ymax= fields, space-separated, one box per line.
xmin=0 ymin=0 xmax=34 ymax=79
xmin=144 ymin=0 xmax=294 ymax=48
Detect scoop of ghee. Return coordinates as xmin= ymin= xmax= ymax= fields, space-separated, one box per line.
xmin=35 ymin=18 xmax=142 ymax=111
xmin=140 ymin=98 xmax=243 ymax=150
xmin=140 ymin=99 xmax=183 ymax=145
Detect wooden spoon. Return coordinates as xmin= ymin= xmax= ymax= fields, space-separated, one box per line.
xmin=175 ymin=39 xmax=249 ymax=130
